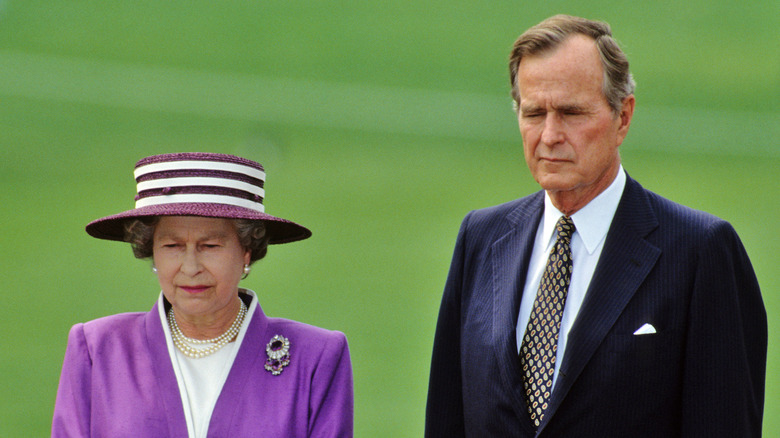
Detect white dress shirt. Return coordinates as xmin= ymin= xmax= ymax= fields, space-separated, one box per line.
xmin=516 ymin=166 xmax=626 ymax=390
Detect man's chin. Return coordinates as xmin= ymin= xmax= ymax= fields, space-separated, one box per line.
xmin=536 ymin=176 xmax=576 ymax=193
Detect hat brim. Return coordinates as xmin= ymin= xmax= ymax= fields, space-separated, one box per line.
xmin=86 ymin=203 xmax=311 ymax=245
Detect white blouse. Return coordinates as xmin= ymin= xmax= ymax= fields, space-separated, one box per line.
xmin=157 ymin=290 xmax=257 ymax=438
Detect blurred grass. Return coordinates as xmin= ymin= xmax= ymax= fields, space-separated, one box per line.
xmin=0 ymin=1 xmax=777 ymax=436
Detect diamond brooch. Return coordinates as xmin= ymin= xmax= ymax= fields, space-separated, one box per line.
xmin=265 ymin=335 xmax=291 ymax=375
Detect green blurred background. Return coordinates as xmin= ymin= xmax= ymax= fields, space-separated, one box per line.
xmin=1 ymin=1 xmax=777 ymax=436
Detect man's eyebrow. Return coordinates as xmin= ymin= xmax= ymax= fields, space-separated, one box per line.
xmin=553 ymin=103 xmax=589 ymax=113
xmin=519 ymin=104 xmax=544 ymax=113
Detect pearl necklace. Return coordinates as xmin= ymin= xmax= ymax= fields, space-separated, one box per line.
xmin=167 ymin=300 xmax=247 ymax=359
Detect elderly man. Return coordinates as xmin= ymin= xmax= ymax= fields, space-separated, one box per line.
xmin=425 ymin=15 xmax=766 ymax=437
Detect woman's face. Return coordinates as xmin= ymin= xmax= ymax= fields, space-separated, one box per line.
xmin=153 ymin=216 xmax=250 ymax=326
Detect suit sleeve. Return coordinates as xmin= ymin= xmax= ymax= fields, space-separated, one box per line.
xmin=681 ymin=221 xmax=767 ymax=437
xmin=308 ymin=331 xmax=354 ymax=438
xmin=425 ymin=213 xmax=471 ymax=438
xmin=52 ymin=324 xmax=92 ymax=438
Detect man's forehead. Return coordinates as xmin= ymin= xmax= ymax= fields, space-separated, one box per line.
xmin=516 ymin=36 xmax=604 ymax=96
xmin=525 ymin=33 xmax=598 ymax=61
xmin=517 ymin=34 xmax=601 ymax=77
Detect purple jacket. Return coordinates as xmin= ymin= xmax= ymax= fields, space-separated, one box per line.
xmin=52 ymin=300 xmax=353 ymax=437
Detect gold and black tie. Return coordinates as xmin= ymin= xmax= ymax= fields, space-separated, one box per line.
xmin=520 ymin=215 xmax=575 ymax=427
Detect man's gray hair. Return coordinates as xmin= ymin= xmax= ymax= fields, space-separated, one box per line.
xmin=509 ymin=14 xmax=636 ymax=114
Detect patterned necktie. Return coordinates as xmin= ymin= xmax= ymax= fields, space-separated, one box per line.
xmin=520 ymin=215 xmax=575 ymax=427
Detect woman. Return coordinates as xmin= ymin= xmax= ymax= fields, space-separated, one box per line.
xmin=52 ymin=152 xmax=353 ymax=437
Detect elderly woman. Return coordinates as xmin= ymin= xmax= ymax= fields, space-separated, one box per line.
xmin=52 ymin=152 xmax=353 ymax=437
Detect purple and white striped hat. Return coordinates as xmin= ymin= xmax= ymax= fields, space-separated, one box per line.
xmin=86 ymin=152 xmax=311 ymax=244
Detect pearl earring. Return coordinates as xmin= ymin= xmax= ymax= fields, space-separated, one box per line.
xmin=152 ymin=266 xmax=158 ymax=274
xmin=242 ymin=264 xmax=251 ymax=279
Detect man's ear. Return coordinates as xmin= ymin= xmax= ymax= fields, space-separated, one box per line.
xmin=616 ymin=94 xmax=635 ymax=144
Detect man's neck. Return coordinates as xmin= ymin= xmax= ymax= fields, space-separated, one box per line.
xmin=547 ymin=163 xmax=621 ymax=216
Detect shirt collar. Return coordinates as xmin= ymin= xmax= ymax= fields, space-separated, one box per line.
xmin=542 ymin=165 xmax=626 ymax=254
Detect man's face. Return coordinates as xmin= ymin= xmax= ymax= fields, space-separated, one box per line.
xmin=516 ymin=34 xmax=633 ymax=210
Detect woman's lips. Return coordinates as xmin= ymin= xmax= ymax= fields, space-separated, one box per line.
xmin=179 ymin=285 xmax=210 ymax=294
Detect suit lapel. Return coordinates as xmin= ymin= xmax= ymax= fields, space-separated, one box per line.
xmin=144 ymin=301 xmax=189 ymax=438
xmin=540 ymin=177 xmax=661 ymax=431
xmin=491 ymin=193 xmax=544 ymax=434
xmin=207 ymin=300 xmax=269 ymax=435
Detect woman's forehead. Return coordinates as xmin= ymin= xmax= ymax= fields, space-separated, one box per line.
xmin=154 ymin=216 xmax=238 ymax=239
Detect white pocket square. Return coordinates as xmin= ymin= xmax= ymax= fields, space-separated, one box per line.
xmin=633 ymin=323 xmax=656 ymax=335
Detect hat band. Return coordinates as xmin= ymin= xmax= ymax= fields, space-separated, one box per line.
xmin=134 ymin=160 xmax=266 ymax=181
xmin=135 ymin=193 xmax=265 ymax=212
xmin=137 ymin=177 xmax=265 ymax=198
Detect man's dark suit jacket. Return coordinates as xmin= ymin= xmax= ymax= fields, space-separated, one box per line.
xmin=425 ymin=174 xmax=766 ymax=437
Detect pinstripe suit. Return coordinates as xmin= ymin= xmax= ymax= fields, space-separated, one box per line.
xmin=425 ymin=174 xmax=766 ymax=437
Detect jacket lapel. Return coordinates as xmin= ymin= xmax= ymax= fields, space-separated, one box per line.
xmin=144 ymin=301 xmax=189 ymax=438
xmin=539 ymin=176 xmax=661 ymax=432
xmin=207 ymin=300 xmax=269 ymax=434
xmin=491 ymin=193 xmax=544 ymax=434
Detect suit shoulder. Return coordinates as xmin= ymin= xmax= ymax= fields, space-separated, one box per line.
xmin=67 ymin=312 xmax=148 ymax=354
xmin=644 ymin=188 xmax=731 ymax=232
xmin=79 ymin=312 xmax=146 ymax=336
xmin=461 ymin=192 xmax=543 ymax=232
xmin=626 ymin=183 xmax=747 ymax=256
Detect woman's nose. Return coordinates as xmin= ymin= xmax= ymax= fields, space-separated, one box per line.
xmin=180 ymin=248 xmax=203 ymax=275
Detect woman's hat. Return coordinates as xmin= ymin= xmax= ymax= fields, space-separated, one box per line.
xmin=85 ymin=152 xmax=311 ymax=244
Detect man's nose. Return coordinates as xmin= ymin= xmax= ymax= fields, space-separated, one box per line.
xmin=540 ymin=113 xmax=565 ymax=146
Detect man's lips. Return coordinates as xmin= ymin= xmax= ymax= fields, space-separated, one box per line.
xmin=179 ymin=285 xmax=211 ymax=294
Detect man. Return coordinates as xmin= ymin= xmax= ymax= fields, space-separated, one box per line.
xmin=425 ymin=15 xmax=766 ymax=437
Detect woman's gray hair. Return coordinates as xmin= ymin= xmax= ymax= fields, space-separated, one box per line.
xmin=124 ymin=217 xmax=270 ymax=264
xmin=508 ymin=14 xmax=636 ymax=114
